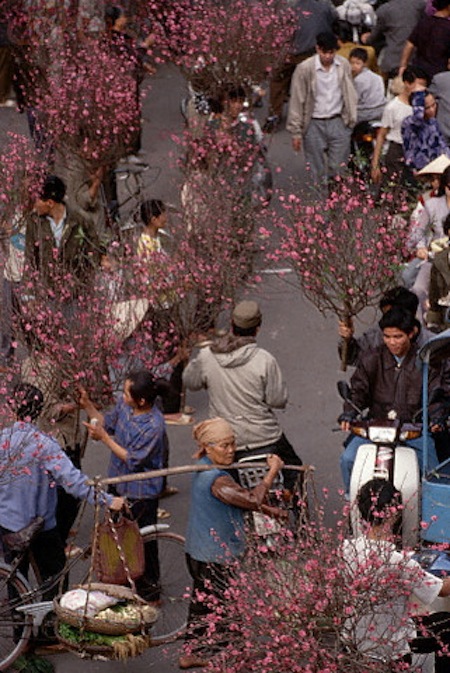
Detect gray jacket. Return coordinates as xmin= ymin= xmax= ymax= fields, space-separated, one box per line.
xmin=430 ymin=71 xmax=450 ymax=145
xmin=291 ymin=0 xmax=337 ymax=56
xmin=365 ymin=0 xmax=425 ymax=73
xmin=286 ymin=54 xmax=357 ymax=139
xmin=183 ymin=334 xmax=287 ymax=449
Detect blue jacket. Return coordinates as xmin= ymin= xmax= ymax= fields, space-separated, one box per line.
xmin=0 ymin=421 xmax=111 ymax=532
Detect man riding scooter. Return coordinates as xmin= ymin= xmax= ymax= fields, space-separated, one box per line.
xmin=339 ymin=307 xmax=448 ymax=495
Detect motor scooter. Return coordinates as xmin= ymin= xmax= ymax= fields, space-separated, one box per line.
xmin=349 ymin=120 xmax=382 ymax=180
xmin=338 ymin=381 xmax=421 ymax=547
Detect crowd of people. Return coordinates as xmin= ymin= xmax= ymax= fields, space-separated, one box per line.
xmin=2 ymin=1 xmax=450 ymax=671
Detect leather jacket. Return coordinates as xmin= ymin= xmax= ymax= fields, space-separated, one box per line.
xmin=344 ymin=343 xmax=446 ymax=425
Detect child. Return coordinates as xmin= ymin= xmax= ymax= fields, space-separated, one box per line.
xmin=349 ymin=47 xmax=386 ymax=123
xmin=137 ymin=199 xmax=167 ymax=257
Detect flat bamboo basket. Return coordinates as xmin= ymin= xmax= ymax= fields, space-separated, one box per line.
xmin=54 ymin=582 xmax=158 ymax=636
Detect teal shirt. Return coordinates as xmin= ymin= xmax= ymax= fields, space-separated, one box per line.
xmin=185 ymin=456 xmax=246 ymax=563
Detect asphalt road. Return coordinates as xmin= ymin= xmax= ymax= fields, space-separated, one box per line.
xmin=0 ymin=63 xmax=375 ymax=672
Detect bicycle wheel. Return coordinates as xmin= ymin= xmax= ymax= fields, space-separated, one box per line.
xmin=0 ymin=564 xmax=33 ymax=671
xmin=141 ymin=532 xmax=191 ymax=645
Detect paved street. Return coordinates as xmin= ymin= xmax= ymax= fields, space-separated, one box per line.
xmin=0 ymin=62 xmax=375 ymax=672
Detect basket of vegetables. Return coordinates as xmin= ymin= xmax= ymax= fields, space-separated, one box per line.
xmin=54 ymin=583 xmax=159 ymax=636
xmin=57 ymin=622 xmax=152 ymax=661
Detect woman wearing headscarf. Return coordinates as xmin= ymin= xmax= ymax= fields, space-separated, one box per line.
xmin=179 ymin=417 xmax=284 ymax=669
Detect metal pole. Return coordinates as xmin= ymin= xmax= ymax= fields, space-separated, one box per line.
xmin=422 ymin=353 xmax=430 ymax=474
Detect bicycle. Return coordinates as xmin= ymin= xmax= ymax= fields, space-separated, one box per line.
xmin=0 ymin=519 xmax=190 ymax=670
xmin=100 ymin=163 xmax=162 ymax=243
xmin=236 ymin=456 xmax=310 ymax=538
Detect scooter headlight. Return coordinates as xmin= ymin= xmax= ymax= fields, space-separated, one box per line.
xmin=368 ymin=426 xmax=397 ymax=443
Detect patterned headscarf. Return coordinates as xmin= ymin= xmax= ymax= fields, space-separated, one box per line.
xmin=192 ymin=417 xmax=235 ymax=457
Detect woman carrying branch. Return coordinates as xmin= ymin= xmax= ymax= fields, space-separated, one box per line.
xmin=80 ymin=369 xmax=167 ymax=601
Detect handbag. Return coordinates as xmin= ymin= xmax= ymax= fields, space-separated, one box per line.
xmin=2 ymin=516 xmax=45 ymax=552
xmin=93 ymin=511 xmax=145 ymax=585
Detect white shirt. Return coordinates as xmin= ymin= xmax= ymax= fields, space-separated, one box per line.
xmin=381 ymin=97 xmax=412 ymax=145
xmin=312 ymin=55 xmax=343 ymax=119
xmin=342 ymin=536 xmax=442 ymax=661
xmin=47 ymin=207 xmax=67 ymax=249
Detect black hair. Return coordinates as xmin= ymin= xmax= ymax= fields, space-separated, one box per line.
xmin=438 ymin=165 xmax=450 ymax=197
xmin=357 ymin=479 xmax=402 ymax=527
xmin=208 ymin=97 xmax=224 ymax=115
xmin=40 ymin=175 xmax=66 ymax=203
xmin=316 ymin=31 xmax=338 ymax=51
xmin=443 ymin=213 xmax=450 ymax=237
xmin=433 ymin=0 xmax=450 ymax=11
xmin=349 ymin=47 xmax=368 ymax=63
xmin=231 ymin=323 xmax=259 ymax=338
xmin=378 ymin=306 xmax=419 ymax=334
xmin=226 ymin=85 xmax=246 ymax=101
xmin=105 ymin=5 xmax=127 ymax=26
xmin=379 ymin=286 xmax=419 ymax=315
xmin=140 ymin=199 xmax=166 ymax=226
xmin=334 ymin=20 xmax=353 ymax=44
xmin=402 ymin=66 xmax=430 ymax=87
xmin=12 ymin=383 xmax=44 ymax=422
xmin=126 ymin=370 xmax=167 ymax=406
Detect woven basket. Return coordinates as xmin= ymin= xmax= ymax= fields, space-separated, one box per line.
xmin=57 ymin=631 xmax=152 ymax=661
xmin=54 ymin=583 xmax=159 ymax=636
xmin=56 ymin=633 xmax=115 ymax=660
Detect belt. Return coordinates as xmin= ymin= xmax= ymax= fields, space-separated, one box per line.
xmin=312 ymin=114 xmax=341 ymax=120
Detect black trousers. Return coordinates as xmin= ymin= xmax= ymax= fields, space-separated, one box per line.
xmin=55 ymin=443 xmax=82 ymax=545
xmin=411 ymin=612 xmax=450 ymax=673
xmin=235 ymin=433 xmax=302 ymax=492
xmin=184 ymin=554 xmax=229 ymax=653
xmin=127 ymin=497 xmax=159 ymax=601
xmin=1 ymin=527 xmax=66 ymax=602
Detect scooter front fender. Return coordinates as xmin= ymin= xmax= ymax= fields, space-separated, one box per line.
xmin=349 ymin=443 xmax=420 ymax=547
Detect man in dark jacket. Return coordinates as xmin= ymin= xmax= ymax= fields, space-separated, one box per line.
xmin=337 ymin=286 xmax=432 ymax=367
xmin=339 ymin=307 xmax=446 ymax=494
xmin=25 ymin=175 xmax=100 ymax=294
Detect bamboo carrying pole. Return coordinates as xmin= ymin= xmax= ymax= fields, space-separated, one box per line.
xmin=87 ymin=463 xmax=314 ymax=488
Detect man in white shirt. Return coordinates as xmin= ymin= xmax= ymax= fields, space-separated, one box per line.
xmin=287 ymin=31 xmax=357 ymax=183
xmin=343 ymin=479 xmax=450 ymax=671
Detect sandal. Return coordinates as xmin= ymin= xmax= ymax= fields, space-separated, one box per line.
xmin=179 ymin=654 xmax=208 ymax=669
xmin=157 ymin=508 xmax=171 ymax=519
xmin=165 ymin=413 xmax=194 ymax=425
xmin=160 ymin=485 xmax=179 ymax=498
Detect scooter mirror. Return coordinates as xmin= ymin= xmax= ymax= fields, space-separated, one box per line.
xmin=337 ymin=380 xmax=352 ymax=401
